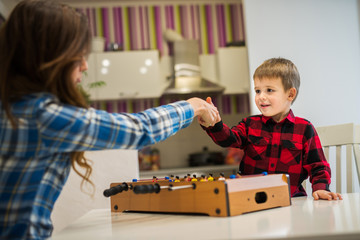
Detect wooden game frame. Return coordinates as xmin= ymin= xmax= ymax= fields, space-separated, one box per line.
xmin=108 ymin=174 xmax=291 ymax=217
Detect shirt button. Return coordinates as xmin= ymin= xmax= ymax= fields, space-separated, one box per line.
xmin=274 ymin=144 xmax=278 ymax=147
xmin=276 ymin=125 xmax=281 ymax=129
xmin=271 ymin=163 xmax=275 ymax=168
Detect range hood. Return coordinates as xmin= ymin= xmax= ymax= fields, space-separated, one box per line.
xmin=162 ymin=40 xmax=225 ymax=95
xmin=163 ymin=77 xmax=225 ymax=95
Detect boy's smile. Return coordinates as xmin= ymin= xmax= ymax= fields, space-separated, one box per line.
xmin=254 ymin=77 xmax=296 ymax=122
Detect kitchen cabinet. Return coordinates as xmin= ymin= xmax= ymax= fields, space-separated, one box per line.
xmin=83 ymin=50 xmax=166 ymax=100
xmin=216 ymin=47 xmax=250 ymax=94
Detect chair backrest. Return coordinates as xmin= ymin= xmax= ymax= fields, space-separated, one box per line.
xmin=314 ymin=123 xmax=360 ymax=193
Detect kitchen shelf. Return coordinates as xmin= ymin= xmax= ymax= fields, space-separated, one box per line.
xmin=139 ymin=164 xmax=239 ymax=179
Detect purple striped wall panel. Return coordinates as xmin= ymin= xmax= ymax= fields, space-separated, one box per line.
xmin=102 ymin=8 xmax=110 ymax=49
xmin=82 ymin=3 xmax=244 ymax=54
xmin=205 ymin=5 xmax=215 ymax=54
xmin=154 ymin=6 xmax=163 ymax=55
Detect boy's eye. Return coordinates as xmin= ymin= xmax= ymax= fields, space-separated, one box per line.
xmin=267 ymin=88 xmax=274 ymax=92
xmin=255 ymin=89 xmax=260 ymax=94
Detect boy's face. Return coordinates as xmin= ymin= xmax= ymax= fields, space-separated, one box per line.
xmin=254 ymin=77 xmax=296 ymax=123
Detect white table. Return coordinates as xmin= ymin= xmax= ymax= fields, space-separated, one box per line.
xmin=53 ymin=193 xmax=360 ymax=240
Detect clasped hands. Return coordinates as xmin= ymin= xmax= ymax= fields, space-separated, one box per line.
xmin=186 ymin=97 xmax=221 ymax=127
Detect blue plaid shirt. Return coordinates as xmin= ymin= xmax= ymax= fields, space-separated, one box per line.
xmin=0 ymin=93 xmax=194 ymax=239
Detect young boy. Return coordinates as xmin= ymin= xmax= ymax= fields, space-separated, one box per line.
xmin=204 ymin=57 xmax=342 ymax=200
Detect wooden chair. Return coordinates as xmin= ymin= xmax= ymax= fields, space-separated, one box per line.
xmin=303 ymin=123 xmax=360 ymax=194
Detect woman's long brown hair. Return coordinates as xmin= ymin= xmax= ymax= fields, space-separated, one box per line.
xmin=0 ymin=0 xmax=94 ymax=190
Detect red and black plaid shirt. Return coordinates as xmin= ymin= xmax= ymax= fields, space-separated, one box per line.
xmin=204 ymin=110 xmax=331 ymax=197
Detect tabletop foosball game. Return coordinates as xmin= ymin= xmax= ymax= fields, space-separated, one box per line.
xmin=103 ymin=172 xmax=291 ymax=217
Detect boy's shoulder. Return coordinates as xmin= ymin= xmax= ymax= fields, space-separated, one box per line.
xmin=290 ymin=111 xmax=317 ymax=130
xmin=292 ymin=115 xmax=312 ymax=126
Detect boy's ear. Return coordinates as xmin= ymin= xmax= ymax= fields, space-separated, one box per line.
xmin=288 ymin=88 xmax=297 ymax=101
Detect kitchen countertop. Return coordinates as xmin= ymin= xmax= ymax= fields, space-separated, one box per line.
xmin=53 ymin=193 xmax=360 ymax=240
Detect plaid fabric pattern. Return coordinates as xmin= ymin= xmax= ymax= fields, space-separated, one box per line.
xmin=0 ymin=93 xmax=194 ymax=240
xmin=205 ymin=110 xmax=331 ymax=197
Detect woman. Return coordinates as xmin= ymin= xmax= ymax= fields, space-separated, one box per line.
xmin=0 ymin=1 xmax=219 ymax=239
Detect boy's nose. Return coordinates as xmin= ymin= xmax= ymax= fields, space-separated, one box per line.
xmin=259 ymin=92 xmax=266 ymax=100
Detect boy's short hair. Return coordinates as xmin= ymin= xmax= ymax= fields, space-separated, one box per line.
xmin=253 ymin=58 xmax=300 ymax=103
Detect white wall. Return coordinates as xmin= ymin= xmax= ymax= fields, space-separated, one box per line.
xmin=243 ymin=0 xmax=360 ymax=127
xmin=51 ymin=149 xmax=139 ymax=233
xmin=0 ymin=0 xmax=18 ymax=18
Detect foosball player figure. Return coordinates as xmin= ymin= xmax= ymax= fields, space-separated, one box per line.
xmin=186 ymin=173 xmax=192 ymax=182
xmin=152 ymin=176 xmax=158 ymax=182
xmin=191 ymin=174 xmax=198 ymax=182
xmin=169 ymin=175 xmax=175 ymax=182
xmin=200 ymin=174 xmax=207 ymax=182
xmin=236 ymin=171 xmax=242 ymax=178
xmin=218 ymin=172 xmax=226 ymax=181
xmin=207 ymin=173 xmax=214 ymax=181
xmin=174 ymin=176 xmax=180 ymax=182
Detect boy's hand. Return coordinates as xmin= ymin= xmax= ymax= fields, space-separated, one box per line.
xmin=205 ymin=97 xmax=221 ymax=124
xmin=313 ymin=190 xmax=342 ymax=201
xmin=186 ymin=97 xmax=219 ymax=127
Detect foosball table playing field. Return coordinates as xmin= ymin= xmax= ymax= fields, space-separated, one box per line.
xmin=103 ymin=173 xmax=291 ymax=217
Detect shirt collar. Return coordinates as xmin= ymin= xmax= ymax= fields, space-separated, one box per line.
xmin=261 ymin=109 xmax=295 ymax=124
